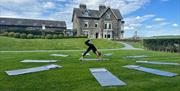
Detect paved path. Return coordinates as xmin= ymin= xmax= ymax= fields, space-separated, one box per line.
xmin=0 ymin=42 xmax=143 ymax=53
xmin=118 ymin=42 xmax=143 ymax=50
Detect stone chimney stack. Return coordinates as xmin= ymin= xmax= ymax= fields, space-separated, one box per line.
xmin=99 ymin=5 xmax=106 ymax=11
xmin=79 ymin=4 xmax=86 ymax=9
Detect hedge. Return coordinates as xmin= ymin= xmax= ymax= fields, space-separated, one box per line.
xmin=13 ymin=33 xmax=20 ymax=38
xmin=8 ymin=32 xmax=15 ymax=37
xmin=0 ymin=32 xmax=87 ymax=39
xmin=27 ymin=34 xmax=34 ymax=39
xmin=20 ymin=33 xmax=27 ymax=39
xmin=45 ymin=34 xmax=53 ymax=39
xmin=143 ymin=38 xmax=180 ymax=53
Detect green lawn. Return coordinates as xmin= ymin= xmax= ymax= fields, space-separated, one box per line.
xmin=0 ymin=37 xmax=180 ymax=91
xmin=0 ymin=50 xmax=180 ymax=91
xmin=0 ymin=36 xmax=124 ymax=51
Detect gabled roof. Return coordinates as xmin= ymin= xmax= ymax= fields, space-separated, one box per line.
xmin=99 ymin=8 xmax=123 ymax=20
xmin=0 ymin=17 xmax=66 ymax=28
xmin=72 ymin=7 xmax=123 ymax=22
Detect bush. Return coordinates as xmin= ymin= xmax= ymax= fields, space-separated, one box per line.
xmin=1 ymin=32 xmax=9 ymax=36
xmin=20 ymin=33 xmax=27 ymax=39
xmin=58 ymin=34 xmax=63 ymax=39
xmin=34 ymin=35 xmax=41 ymax=38
xmin=27 ymin=34 xmax=34 ymax=39
xmin=13 ymin=33 xmax=20 ymax=38
xmin=41 ymin=35 xmax=45 ymax=39
xmin=45 ymin=34 xmax=52 ymax=39
xmin=8 ymin=32 xmax=15 ymax=37
xmin=53 ymin=34 xmax=58 ymax=39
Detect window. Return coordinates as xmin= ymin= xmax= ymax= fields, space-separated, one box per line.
xmin=104 ymin=22 xmax=112 ymax=29
xmin=109 ymin=23 xmax=112 ymax=29
xmin=82 ymin=30 xmax=89 ymax=36
xmin=104 ymin=23 xmax=107 ymax=29
xmin=84 ymin=22 xmax=88 ymax=28
xmin=95 ymin=23 xmax=98 ymax=27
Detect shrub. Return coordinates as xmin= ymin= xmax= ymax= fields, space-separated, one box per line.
xmin=58 ymin=34 xmax=63 ymax=39
xmin=13 ymin=33 xmax=20 ymax=38
xmin=8 ymin=32 xmax=15 ymax=37
xmin=20 ymin=33 xmax=27 ymax=39
xmin=27 ymin=34 xmax=34 ymax=39
xmin=41 ymin=35 xmax=45 ymax=39
xmin=1 ymin=32 xmax=9 ymax=36
xmin=34 ymin=35 xmax=41 ymax=38
xmin=45 ymin=34 xmax=52 ymax=39
xmin=53 ymin=34 xmax=58 ymax=39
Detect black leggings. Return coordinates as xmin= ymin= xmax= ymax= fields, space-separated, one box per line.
xmin=83 ymin=47 xmax=96 ymax=57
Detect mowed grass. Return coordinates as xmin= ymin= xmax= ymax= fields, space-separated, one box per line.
xmin=0 ymin=36 xmax=123 ymax=51
xmin=0 ymin=50 xmax=180 ymax=91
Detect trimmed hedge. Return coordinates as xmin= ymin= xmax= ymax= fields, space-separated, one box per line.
xmin=8 ymin=32 xmax=15 ymax=37
xmin=53 ymin=34 xmax=58 ymax=39
xmin=1 ymin=32 xmax=9 ymax=36
xmin=13 ymin=33 xmax=20 ymax=38
xmin=27 ymin=34 xmax=34 ymax=39
xmin=20 ymin=33 xmax=27 ymax=39
xmin=45 ymin=34 xmax=53 ymax=39
xmin=143 ymin=38 xmax=180 ymax=53
xmin=0 ymin=32 xmax=87 ymax=39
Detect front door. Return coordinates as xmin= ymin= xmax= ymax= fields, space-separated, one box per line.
xmin=95 ymin=33 xmax=98 ymax=38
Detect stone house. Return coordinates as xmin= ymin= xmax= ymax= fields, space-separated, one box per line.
xmin=72 ymin=4 xmax=124 ymax=39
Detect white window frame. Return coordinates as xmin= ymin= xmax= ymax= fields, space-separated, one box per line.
xmin=95 ymin=23 xmax=98 ymax=28
xmin=84 ymin=22 xmax=89 ymax=28
xmin=82 ymin=30 xmax=89 ymax=36
xmin=104 ymin=22 xmax=112 ymax=30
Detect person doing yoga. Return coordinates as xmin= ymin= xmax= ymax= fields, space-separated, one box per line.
xmin=82 ymin=39 xmax=101 ymax=59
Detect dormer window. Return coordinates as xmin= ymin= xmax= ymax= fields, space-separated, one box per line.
xmin=82 ymin=9 xmax=89 ymax=16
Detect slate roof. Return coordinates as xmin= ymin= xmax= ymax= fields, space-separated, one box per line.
xmin=72 ymin=7 xmax=123 ymax=21
xmin=0 ymin=17 xmax=66 ymax=28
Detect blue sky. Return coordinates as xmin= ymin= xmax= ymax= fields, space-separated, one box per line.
xmin=0 ymin=0 xmax=179 ymax=38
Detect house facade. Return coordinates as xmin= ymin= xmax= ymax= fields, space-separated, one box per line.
xmin=72 ymin=4 xmax=124 ymax=39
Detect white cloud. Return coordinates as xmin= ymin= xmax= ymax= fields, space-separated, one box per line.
xmin=43 ymin=2 xmax=55 ymax=9
xmin=154 ymin=18 xmax=165 ymax=22
xmin=146 ymin=25 xmax=153 ymax=28
xmin=153 ymin=17 xmax=170 ymax=26
xmin=0 ymin=0 xmax=34 ymax=5
xmin=0 ymin=0 xmax=151 ymax=29
xmin=172 ymin=23 xmax=179 ymax=27
xmin=124 ymin=14 xmax=155 ymax=30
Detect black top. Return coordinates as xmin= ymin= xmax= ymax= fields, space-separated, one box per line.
xmin=85 ymin=40 xmax=97 ymax=51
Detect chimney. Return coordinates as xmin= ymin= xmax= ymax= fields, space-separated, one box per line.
xmin=79 ymin=4 xmax=86 ymax=9
xmin=99 ymin=5 xmax=106 ymax=11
